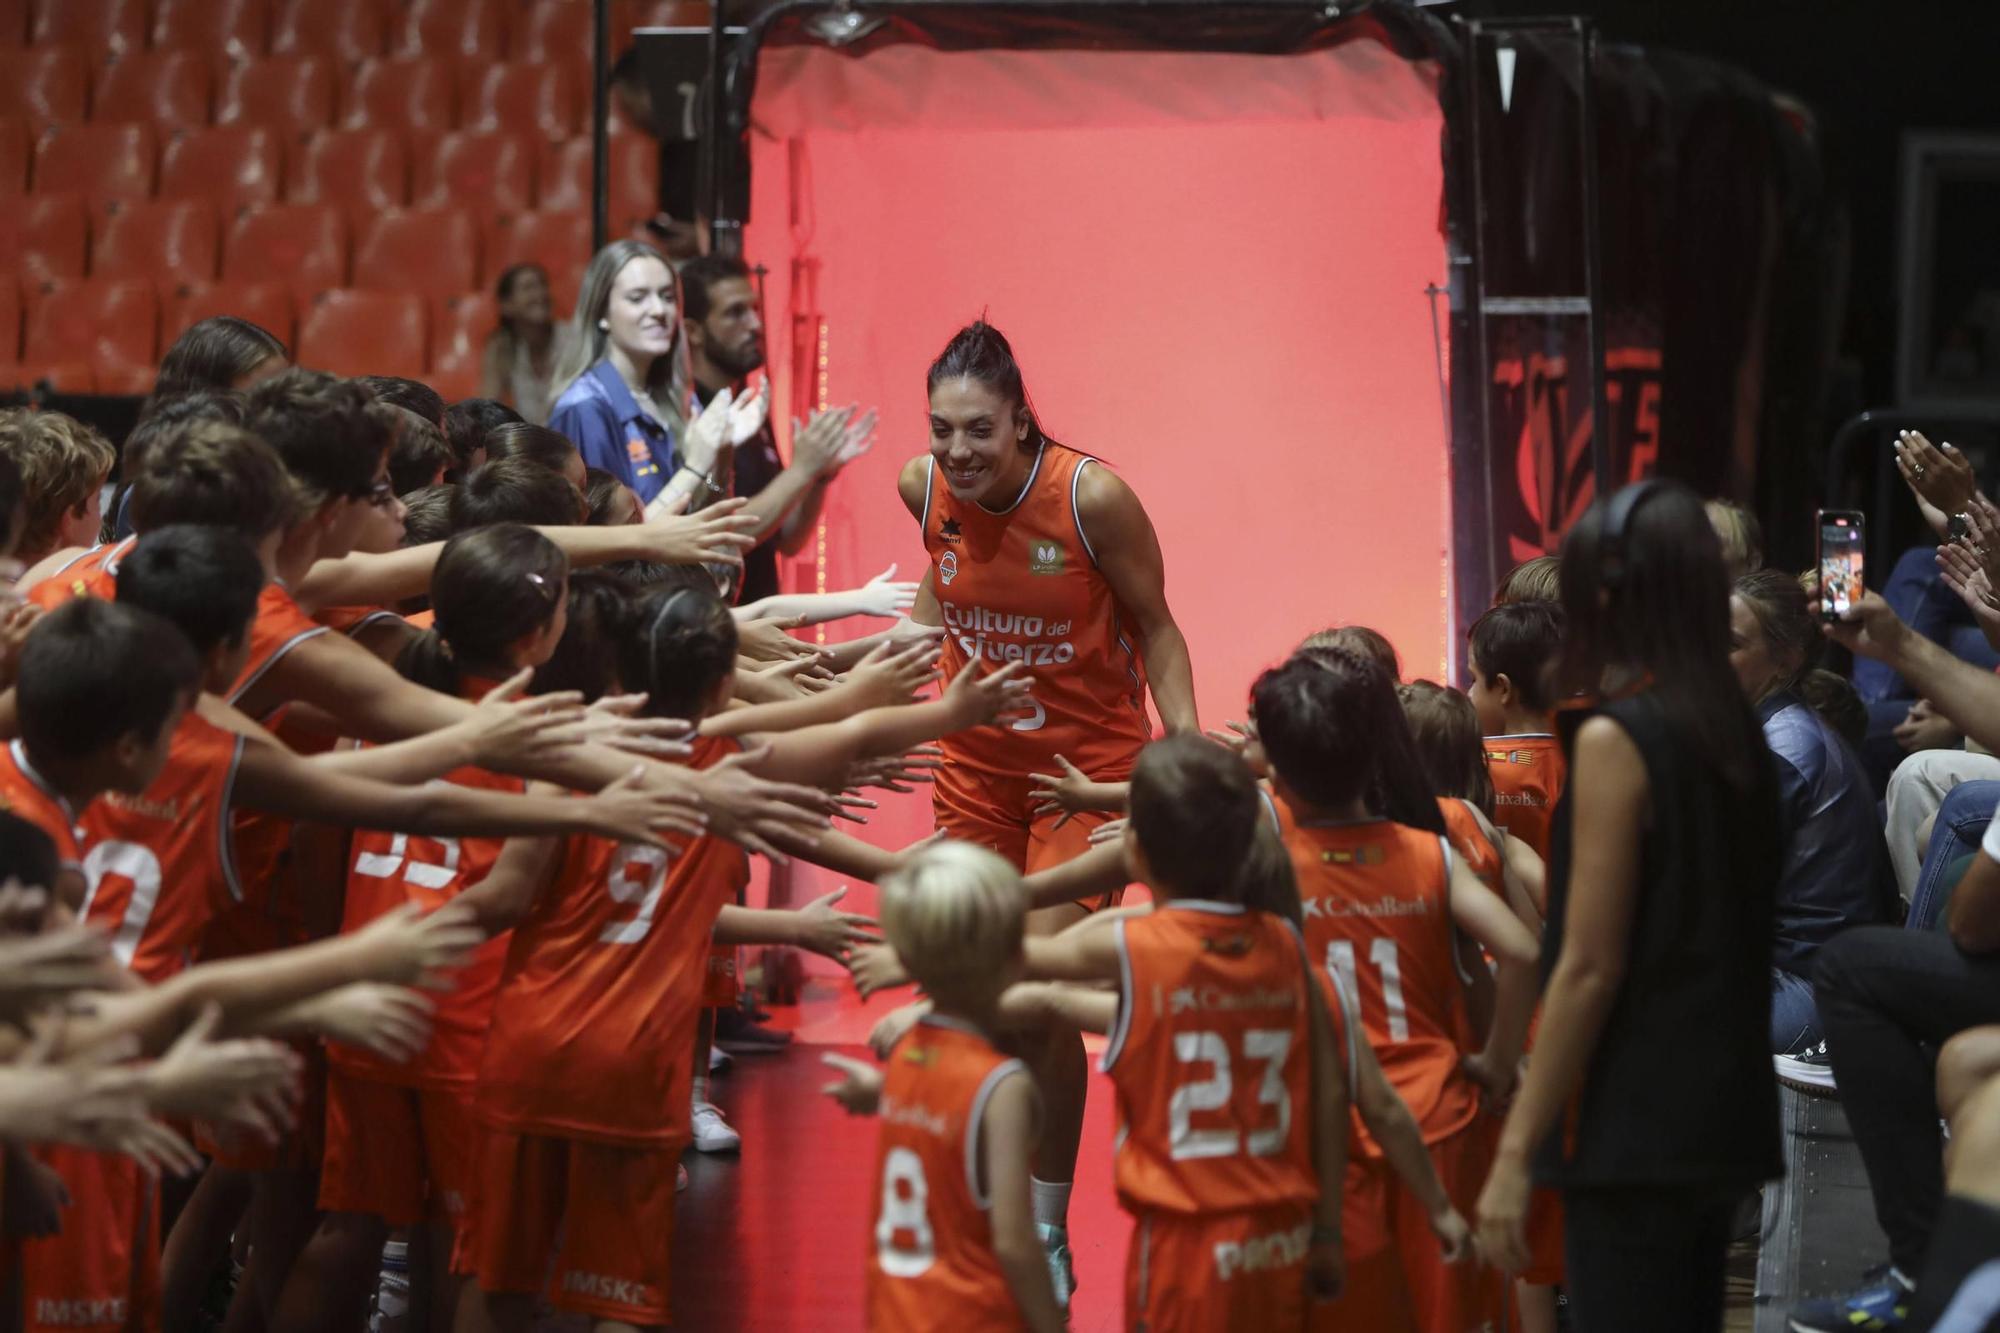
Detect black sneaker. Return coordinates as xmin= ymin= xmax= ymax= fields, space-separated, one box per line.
xmin=1788 ymin=1265 xmax=1913 ymax=1331
xmin=1774 ymin=1039 xmax=1837 ymax=1093
xmin=714 ymin=1006 xmax=791 ymax=1053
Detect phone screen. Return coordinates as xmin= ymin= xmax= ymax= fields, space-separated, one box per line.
xmin=1819 ymin=511 xmax=1865 ymax=620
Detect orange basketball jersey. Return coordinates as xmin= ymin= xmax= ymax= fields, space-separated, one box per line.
xmin=1277 ymin=806 xmax=1477 ymax=1149
xmin=226 ymin=580 xmax=329 ymax=707
xmin=23 ymin=537 xmax=135 ymax=610
xmin=1437 ymin=799 xmax=1501 ymax=895
xmin=1104 ymin=902 xmax=1320 ymax=1217
xmin=0 ymin=739 xmax=84 ymax=867
xmin=865 ymin=1016 xmax=1028 ymax=1333
xmin=475 ymin=736 xmax=749 ymax=1147
xmin=77 ymin=714 xmax=246 ymax=983
xmin=1484 ymin=733 xmax=1565 ymax=860
xmin=336 ymin=680 xmax=522 ymax=1089
xmin=921 ymin=443 xmax=1152 ymax=779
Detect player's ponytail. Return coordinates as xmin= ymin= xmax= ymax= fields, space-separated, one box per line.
xmin=531 ymin=570 xmax=632 ymax=703
xmin=1397 ymin=680 xmax=1496 ymax=819
xmin=926 ymin=320 xmax=1053 ymax=453
xmin=1233 ymin=821 xmax=1303 ymax=929
xmin=396 ymin=523 xmax=568 ymax=696
xmin=618 ymin=583 xmax=738 ymax=721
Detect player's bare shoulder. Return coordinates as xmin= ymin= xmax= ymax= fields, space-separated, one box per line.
xmin=898 ymin=455 xmax=931 ymax=520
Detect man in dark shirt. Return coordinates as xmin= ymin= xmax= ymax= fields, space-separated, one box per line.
xmin=681 ymin=255 xmax=867 ymax=605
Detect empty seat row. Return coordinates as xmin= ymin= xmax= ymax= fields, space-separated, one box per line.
xmin=0 ymin=278 xmax=503 ymax=397
xmin=0 ymin=0 xmax=706 ymax=65
xmin=0 ymin=48 xmax=592 ymax=138
xmin=2 ymin=195 xmax=591 ymax=309
xmin=0 ymin=121 xmax=657 ymax=221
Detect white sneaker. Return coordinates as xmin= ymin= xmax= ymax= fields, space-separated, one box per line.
xmin=691 ymin=1100 xmax=742 ymax=1154
xmin=709 ymin=1044 xmax=732 ymax=1074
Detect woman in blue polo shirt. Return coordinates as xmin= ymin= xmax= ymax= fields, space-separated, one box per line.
xmin=549 ymin=239 xmax=723 ymax=516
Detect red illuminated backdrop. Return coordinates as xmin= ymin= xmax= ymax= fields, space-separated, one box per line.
xmin=739 ymin=39 xmax=1452 ymax=911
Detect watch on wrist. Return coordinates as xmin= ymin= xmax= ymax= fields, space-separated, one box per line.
xmin=1950 ymin=511 xmax=1973 ymax=543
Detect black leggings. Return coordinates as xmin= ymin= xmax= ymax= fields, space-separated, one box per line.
xmin=1563 ymin=1183 xmax=1738 ymax=1332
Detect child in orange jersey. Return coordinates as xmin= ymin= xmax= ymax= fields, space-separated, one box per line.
xmin=452 ymin=583 xmax=1028 ymax=1332
xmin=1466 ymin=600 xmax=1568 ymax=864
xmin=823 ymin=841 xmax=1065 ymax=1333
xmin=1254 ymin=647 xmax=1538 ymax=1333
xmin=1399 ymin=680 xmax=1562 ymax=1333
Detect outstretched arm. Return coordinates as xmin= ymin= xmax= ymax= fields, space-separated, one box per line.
xmin=1076 ymin=464 xmax=1196 ymax=734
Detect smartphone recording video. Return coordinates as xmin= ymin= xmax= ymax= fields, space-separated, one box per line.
xmin=1818 ymin=510 xmax=1865 ymax=622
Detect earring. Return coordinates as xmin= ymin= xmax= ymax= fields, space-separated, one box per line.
xmin=598 ymin=319 xmax=609 ymax=331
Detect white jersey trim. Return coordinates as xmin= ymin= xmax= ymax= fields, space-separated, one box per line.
xmin=920 ymin=456 xmax=935 ymax=534
xmin=1070 ymin=456 xmax=1101 ymax=567
xmin=225 ymin=624 xmax=329 ymax=706
xmin=218 ymin=736 xmax=247 ymax=903
xmin=963 ymin=1057 xmax=1028 ymax=1211
xmin=1100 ymin=916 xmax=1137 ymax=1073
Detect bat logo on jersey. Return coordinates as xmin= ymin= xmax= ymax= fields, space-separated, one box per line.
xmin=939 ymin=551 xmax=958 ymax=586
xmin=937 ymin=517 xmax=962 ymax=543
xmin=1320 ymin=845 xmax=1386 ymax=866
xmin=1028 ymin=541 xmax=1065 ymax=575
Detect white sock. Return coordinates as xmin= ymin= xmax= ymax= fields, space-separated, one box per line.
xmin=692 ymin=1074 xmax=710 ymax=1106
xmin=1031 ymin=1177 xmax=1071 ymax=1231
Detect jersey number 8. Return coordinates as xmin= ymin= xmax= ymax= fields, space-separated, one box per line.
xmin=875 ymin=1146 xmax=935 ymax=1278
xmin=1168 ymin=1028 xmax=1293 ymax=1162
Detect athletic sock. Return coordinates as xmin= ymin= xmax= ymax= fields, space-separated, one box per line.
xmin=692 ymin=1073 xmax=710 ymax=1106
xmin=1908 ymin=1195 xmax=2000 ymax=1330
xmin=1031 ymin=1177 xmax=1071 ymax=1231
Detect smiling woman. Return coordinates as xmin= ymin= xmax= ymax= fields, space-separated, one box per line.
xmin=547 ymin=241 xmax=712 ymax=515
xmin=896 ymin=319 xmax=1198 ymax=1296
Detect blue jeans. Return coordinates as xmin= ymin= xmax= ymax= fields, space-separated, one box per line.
xmin=1771 ymin=966 xmax=1821 ymax=1053
xmin=1855 ymin=546 xmax=2000 ymax=703
xmin=1910 ymin=780 xmax=2000 ymax=931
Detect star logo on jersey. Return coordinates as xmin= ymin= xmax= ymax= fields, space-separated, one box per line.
xmin=1028 ymin=541 xmax=1064 ymax=575
xmin=1322 ymin=845 xmax=1385 ymax=866
xmin=939 ymin=551 xmax=958 ymax=586
xmin=937 ymin=516 xmax=962 ymax=544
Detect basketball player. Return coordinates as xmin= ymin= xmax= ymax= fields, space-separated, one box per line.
xmin=899 ymin=320 xmax=1197 ymax=1302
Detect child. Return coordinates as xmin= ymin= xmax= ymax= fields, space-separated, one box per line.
xmin=1466 ymin=600 xmax=1567 ymax=860
xmin=824 ymin=841 xmax=1064 ymax=1333
xmin=452 ymin=584 xmax=1028 ymax=1331
xmin=1254 ymin=646 xmax=1538 ymax=1333
xmin=0 ymin=410 xmax=114 ymax=571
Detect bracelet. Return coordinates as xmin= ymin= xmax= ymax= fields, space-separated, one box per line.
xmin=677 ymin=464 xmax=724 ymax=497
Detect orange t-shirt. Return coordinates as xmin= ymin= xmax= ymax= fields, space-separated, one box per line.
xmin=1484 ymin=733 xmax=1565 ymax=861
xmin=865 ymin=1017 xmax=1027 ymax=1332
xmin=333 ymin=680 xmax=520 ymax=1091
xmin=0 ymin=740 xmax=83 ymax=867
xmin=475 ymin=736 xmax=749 ymax=1147
xmin=22 ymin=537 xmax=135 ymax=610
xmin=1103 ymin=902 xmax=1319 ymax=1217
xmin=78 ymin=714 xmax=245 ymax=983
xmin=920 ymin=443 xmax=1152 ymax=780
xmin=1277 ymin=805 xmax=1476 ymax=1149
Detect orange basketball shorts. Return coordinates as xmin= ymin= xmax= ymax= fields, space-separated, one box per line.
xmin=19 ymin=1146 xmax=158 ymax=1333
xmin=318 ymin=1069 xmax=480 ymax=1229
xmin=1126 ymin=1203 xmax=1314 ymax=1333
xmin=932 ymin=763 xmax=1129 ymax=888
xmin=468 ymin=1128 xmax=680 ymax=1326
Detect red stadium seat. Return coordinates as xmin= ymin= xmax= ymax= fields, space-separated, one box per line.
xmin=94 ymin=198 xmax=221 ymax=288
xmin=0 ymin=278 xmax=18 ymax=359
xmin=0 ymin=192 xmax=87 ymax=282
xmin=460 ymin=62 xmax=580 ymax=141
xmin=512 ymin=1 xmax=590 ymax=63
xmin=216 ymin=56 xmax=335 ymax=136
xmin=166 ymin=280 xmax=295 ymax=349
xmin=485 ymin=210 xmax=588 ymax=312
xmin=411 ymin=130 xmax=534 ymax=213
xmin=395 ymin=0 xmax=509 ymax=61
xmin=158 ymin=126 xmax=284 ymax=213
xmin=354 ymin=208 xmax=480 ymax=307
xmin=428 ymin=290 xmax=495 ymax=400
xmin=339 ymin=57 xmax=455 ymax=132
xmin=91 ymin=52 xmax=215 ymax=128
xmin=31 ymin=0 xmax=148 ymax=62
xmin=269 ymin=0 xmax=388 ymax=63
xmin=538 ymin=133 xmax=656 ymax=231
xmin=287 ymin=128 xmax=408 ymax=211
xmin=225 ymin=203 xmax=349 ymax=303
xmin=0 ymin=47 xmax=91 ymax=127
xmin=296 ymin=289 xmax=426 ymax=377
xmin=24 ymin=276 xmax=158 ymax=381
xmin=151 ymin=0 xmax=271 ymax=64
xmin=0 ymin=361 xmax=95 ymax=392
xmin=0 ymin=118 xmax=26 ymax=193
xmin=33 ymin=123 xmax=155 ymax=209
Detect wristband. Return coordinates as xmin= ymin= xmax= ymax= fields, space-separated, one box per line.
xmin=678 ymin=464 xmax=724 ymax=498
